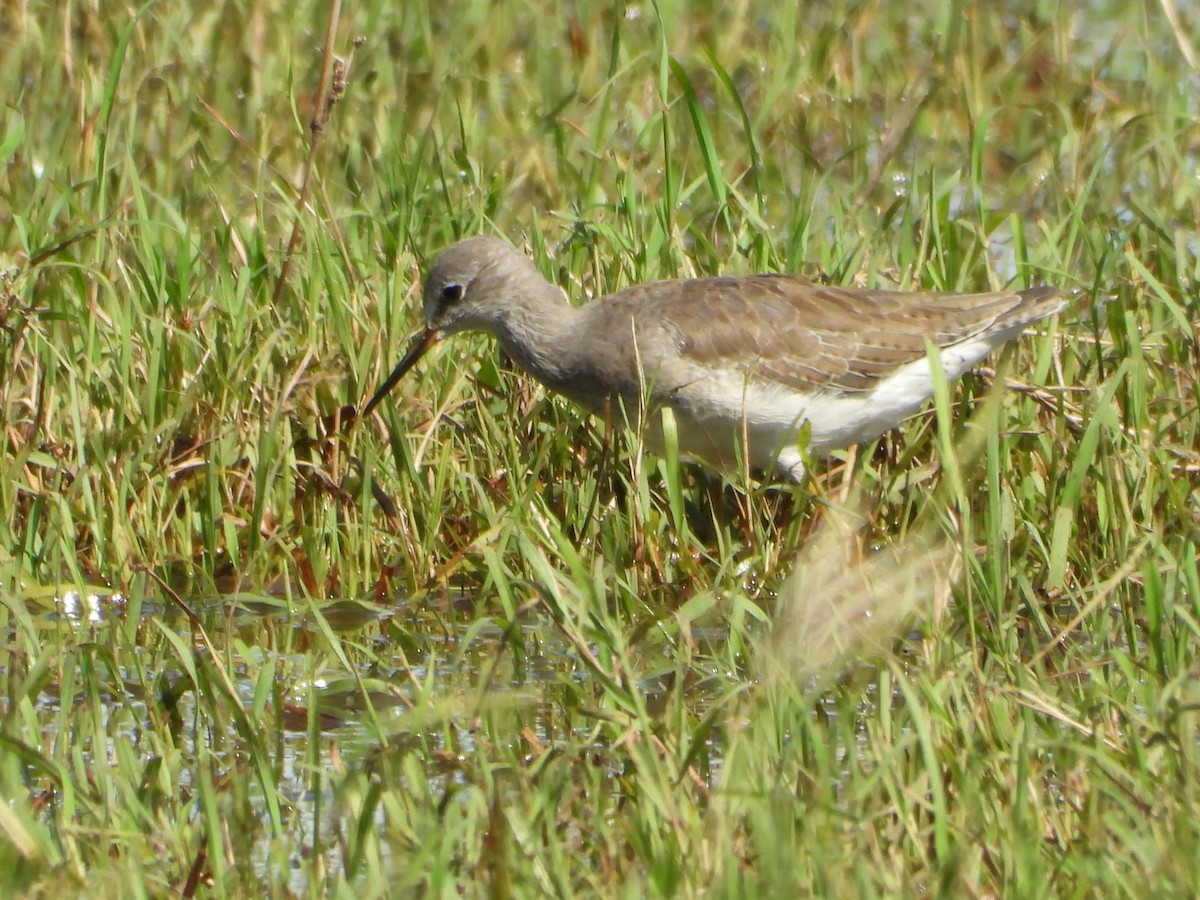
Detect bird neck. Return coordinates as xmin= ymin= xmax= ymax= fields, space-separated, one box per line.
xmin=491 ymin=278 xmax=583 ymax=388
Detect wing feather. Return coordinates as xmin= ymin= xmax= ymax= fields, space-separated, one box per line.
xmin=597 ymin=276 xmax=1061 ymax=394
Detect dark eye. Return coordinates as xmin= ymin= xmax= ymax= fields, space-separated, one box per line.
xmin=441 ymin=283 xmax=464 ymax=303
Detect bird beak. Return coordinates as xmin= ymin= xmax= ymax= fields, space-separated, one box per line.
xmin=360 ymin=327 xmax=441 ymax=418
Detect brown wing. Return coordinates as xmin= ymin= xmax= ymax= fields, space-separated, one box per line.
xmin=600 ymin=275 xmax=1062 ymax=393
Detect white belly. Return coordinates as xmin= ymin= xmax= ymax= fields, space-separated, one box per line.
xmin=661 ymin=337 xmax=1001 ymax=480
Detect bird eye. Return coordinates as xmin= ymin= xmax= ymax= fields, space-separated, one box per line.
xmin=441 ymin=283 xmax=464 ymax=304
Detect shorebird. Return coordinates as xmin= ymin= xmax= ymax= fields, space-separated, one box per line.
xmin=362 ymin=236 xmax=1063 ymax=480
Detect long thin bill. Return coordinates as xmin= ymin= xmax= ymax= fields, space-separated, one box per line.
xmin=360 ymin=328 xmax=441 ymax=417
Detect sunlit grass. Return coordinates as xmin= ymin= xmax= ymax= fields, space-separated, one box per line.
xmin=1 ymin=0 xmax=1198 ymax=894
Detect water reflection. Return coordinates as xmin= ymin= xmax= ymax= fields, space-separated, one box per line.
xmin=56 ymin=589 xmax=126 ymax=623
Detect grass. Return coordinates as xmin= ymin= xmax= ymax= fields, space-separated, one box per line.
xmin=1 ymin=0 xmax=1199 ymax=895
